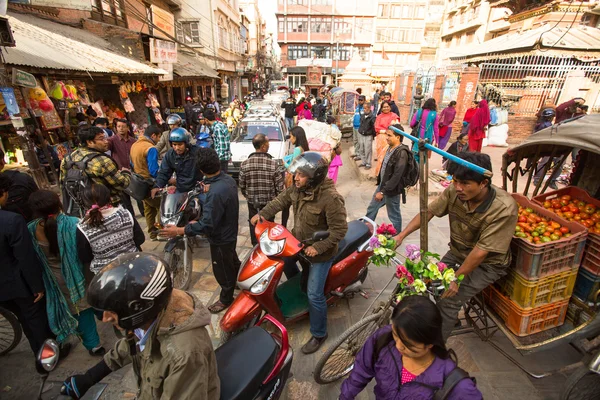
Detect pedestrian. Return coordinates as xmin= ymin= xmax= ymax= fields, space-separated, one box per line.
xmin=27 ymin=190 xmax=105 ymax=356
xmin=328 ymin=144 xmax=343 ymax=183
xmin=374 ymin=101 xmax=400 ymax=177
xmin=224 ymin=102 xmax=242 ymax=132
xmin=0 ymin=174 xmax=56 ymax=358
xmin=352 ymin=95 xmax=366 ymax=160
xmin=239 ymin=134 xmax=285 ymax=246
xmin=555 ymin=97 xmax=586 ymax=124
xmin=357 ymin=101 xmax=376 ymax=169
xmin=312 ymin=98 xmax=325 ymax=122
xmin=184 ymin=96 xmax=194 ymax=130
xmin=298 ymin=103 xmax=313 ymax=121
xmin=438 ymin=101 xmax=457 ymax=150
xmin=281 ymin=96 xmax=297 ymax=130
xmin=467 ymin=100 xmax=490 ymax=153
xmin=282 ymin=127 xmax=310 ymax=227
xmin=442 ymin=133 xmax=469 ymax=169
xmin=34 ymin=138 xmax=61 ymax=184
xmin=92 ymin=117 xmax=114 ymax=138
xmin=60 ymin=126 xmax=130 ymax=216
xmin=62 ymin=253 xmax=219 ymax=400
xmin=156 ymin=114 xmax=195 ymax=160
xmin=372 ymin=88 xmax=380 ymax=115
xmin=251 ymin=152 xmax=348 ymax=354
xmin=377 ymin=92 xmax=400 ymax=116
xmin=210 ymin=95 xmax=221 ymax=115
xmin=340 ymin=295 xmax=482 ymax=400
xmin=77 ymin=184 xmax=145 ymax=275
xmin=365 ymin=124 xmax=409 ymax=234
xmin=460 ymin=100 xmax=479 ymax=135
xmin=410 ymin=98 xmax=440 ymax=161
xmin=130 ymin=125 xmax=162 ymax=240
xmin=296 ymin=97 xmax=309 ymax=116
xmin=536 ymin=98 xmax=556 ymax=124
xmin=394 ymin=152 xmax=518 ymax=341
xmin=160 ymin=148 xmax=241 ymax=314
xmin=0 ymin=148 xmax=39 ymax=221
xmin=108 ymin=118 xmax=137 ymax=217
xmin=204 ymin=109 xmax=232 ymax=173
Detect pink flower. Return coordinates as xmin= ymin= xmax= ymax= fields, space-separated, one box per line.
xmin=405 ymin=244 xmax=421 ymax=261
xmin=437 ymin=262 xmax=447 ymax=273
xmin=396 ymin=264 xmax=408 ymax=278
xmin=406 ymin=272 xmax=415 ymax=285
xmin=376 ymin=223 xmax=398 ymax=236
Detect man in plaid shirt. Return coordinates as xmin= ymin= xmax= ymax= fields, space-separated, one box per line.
xmin=205 ymin=109 xmax=231 ymax=173
xmin=239 ymin=134 xmax=285 ymax=246
xmin=60 ymin=126 xmax=131 ymax=214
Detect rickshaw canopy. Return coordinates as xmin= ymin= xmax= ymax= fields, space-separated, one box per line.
xmin=330 ymin=87 xmax=359 ymax=114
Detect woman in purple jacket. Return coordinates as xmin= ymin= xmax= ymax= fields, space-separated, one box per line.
xmin=340 ymin=296 xmax=482 ymax=400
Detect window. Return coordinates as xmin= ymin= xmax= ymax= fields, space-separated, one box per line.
xmin=288 ymin=45 xmax=308 ymax=59
xmin=391 ymin=5 xmax=402 ymax=18
xmin=355 ymin=18 xmax=372 ymax=35
xmin=415 ymin=6 xmax=425 ymax=19
xmin=338 ymin=45 xmax=351 ymax=61
xmin=287 ymin=17 xmax=308 ymax=33
xmin=357 ymin=47 xmax=370 ymax=61
xmin=177 ymin=21 xmax=201 ymax=45
xmin=378 ymin=4 xmax=389 ymax=17
xmin=311 ymin=0 xmax=331 ymax=4
xmin=219 ymin=25 xmax=229 ymax=49
xmin=311 ymin=45 xmax=331 ymax=58
xmin=376 ymin=28 xmax=386 ymax=42
xmin=311 ymin=17 xmax=331 ymax=33
xmin=278 ymin=18 xmax=285 ymax=33
xmin=333 ymin=18 xmax=352 ymax=34
xmin=288 ymin=0 xmax=307 ymax=5
xmin=402 ymin=5 xmax=412 ymax=18
xmin=91 ymin=0 xmax=126 ymax=26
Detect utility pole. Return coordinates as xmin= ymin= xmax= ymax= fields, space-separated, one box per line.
xmin=335 ymin=34 xmax=340 ymax=86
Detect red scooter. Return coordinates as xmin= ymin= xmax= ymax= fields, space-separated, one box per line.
xmin=220 ymin=216 xmax=376 ymax=339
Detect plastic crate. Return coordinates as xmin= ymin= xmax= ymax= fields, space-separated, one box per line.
xmin=573 ymin=265 xmax=600 ymax=303
xmin=498 ymin=268 xmax=578 ymax=308
xmin=483 ymin=285 xmax=568 ymax=337
xmin=581 ymin=250 xmax=600 ymax=276
xmin=566 ymin=296 xmax=594 ymax=326
xmin=511 ymin=194 xmax=587 ymax=279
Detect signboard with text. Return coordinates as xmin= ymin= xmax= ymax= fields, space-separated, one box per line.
xmin=151 ymin=5 xmax=175 ymax=40
xmin=149 ymin=38 xmax=177 ymax=63
xmin=12 ymin=68 xmax=37 ymax=88
xmin=158 ymin=63 xmax=173 ymax=82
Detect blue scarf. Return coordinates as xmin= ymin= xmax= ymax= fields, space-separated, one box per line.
xmin=28 ymin=214 xmax=87 ymax=343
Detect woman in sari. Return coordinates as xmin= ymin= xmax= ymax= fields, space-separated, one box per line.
xmin=468 ymin=99 xmax=491 ymax=152
xmin=437 ymin=101 xmax=456 ymax=149
xmin=374 ymin=101 xmax=400 ymax=177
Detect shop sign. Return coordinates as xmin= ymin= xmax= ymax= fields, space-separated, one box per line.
xmin=296 ymin=58 xmax=332 ymax=68
xmin=0 ymin=88 xmax=20 ymax=117
xmin=12 ymin=68 xmax=37 ymax=88
xmin=10 ymin=116 xmax=25 ymax=129
xmin=151 ymin=5 xmax=175 ymax=40
xmin=158 ymin=63 xmax=174 ymax=82
xmin=28 ymin=1 xmax=91 ymax=10
xmin=150 ymin=38 xmax=178 ymax=64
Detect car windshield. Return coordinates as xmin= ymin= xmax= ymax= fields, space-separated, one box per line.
xmin=233 ymin=121 xmax=282 ymax=142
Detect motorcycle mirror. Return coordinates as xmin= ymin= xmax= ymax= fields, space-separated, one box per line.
xmin=312 ymin=231 xmax=330 ymax=242
xmin=36 ymin=339 xmax=60 ymax=374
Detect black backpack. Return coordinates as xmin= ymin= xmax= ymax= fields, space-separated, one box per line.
xmin=371 ymin=331 xmax=476 ymax=400
xmin=62 ymin=152 xmax=103 ymax=217
xmin=393 ymin=146 xmax=419 ymax=204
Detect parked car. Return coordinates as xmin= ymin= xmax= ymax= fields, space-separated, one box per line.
xmin=228 ymin=112 xmax=291 ymax=179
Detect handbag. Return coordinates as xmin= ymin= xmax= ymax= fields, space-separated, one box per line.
xmin=124 ymin=171 xmax=155 ymax=201
xmin=411 ymin=111 xmax=422 ymax=138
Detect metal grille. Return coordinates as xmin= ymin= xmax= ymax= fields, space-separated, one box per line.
xmin=477 ymin=56 xmax=600 ymax=116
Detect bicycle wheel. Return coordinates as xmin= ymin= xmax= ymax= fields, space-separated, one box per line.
xmin=560 ymin=364 xmax=600 ymax=400
xmin=314 ymin=310 xmax=390 ymax=385
xmin=0 ymin=307 xmax=22 ymax=356
xmin=164 ymin=243 xmax=192 ymax=290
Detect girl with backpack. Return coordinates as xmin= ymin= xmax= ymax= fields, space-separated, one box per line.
xmin=77 ymin=184 xmax=145 ymax=275
xmin=27 ymin=190 xmax=105 ymax=356
xmin=340 ymin=295 xmax=482 ymax=400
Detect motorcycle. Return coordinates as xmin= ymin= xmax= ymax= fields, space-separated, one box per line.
xmin=220 ymin=216 xmax=376 ymax=341
xmin=157 ymin=184 xmax=204 ymax=290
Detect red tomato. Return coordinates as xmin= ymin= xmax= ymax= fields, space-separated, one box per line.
xmin=560 ymin=226 xmax=570 ymax=234
xmin=518 ymin=216 xmax=527 ymax=223
xmin=561 ymin=195 xmax=572 ymax=202
xmin=570 ymin=206 xmax=580 ymax=214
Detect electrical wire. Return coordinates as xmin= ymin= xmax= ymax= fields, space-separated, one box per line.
xmin=539 ymin=0 xmax=584 ymax=53
xmin=536 ymin=0 xmax=576 ymax=48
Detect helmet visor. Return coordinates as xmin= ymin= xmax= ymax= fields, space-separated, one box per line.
xmin=288 ymin=156 xmax=318 ymax=178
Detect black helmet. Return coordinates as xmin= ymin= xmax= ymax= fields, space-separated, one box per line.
xmin=87 ymin=253 xmax=173 ymax=330
xmin=288 ymin=151 xmax=329 ymax=188
xmin=541 ymin=108 xmax=556 ymax=118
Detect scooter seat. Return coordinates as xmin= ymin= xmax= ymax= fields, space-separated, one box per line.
xmin=215 ymin=326 xmax=278 ymax=400
xmin=332 ymin=220 xmax=371 ymax=264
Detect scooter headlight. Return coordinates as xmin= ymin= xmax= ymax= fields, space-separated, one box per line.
xmin=250 ymin=266 xmax=277 ymax=294
xmin=259 ymin=230 xmax=285 ymax=256
xmin=161 ymin=214 xmax=181 ymax=226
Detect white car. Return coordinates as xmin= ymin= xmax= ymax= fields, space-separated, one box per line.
xmin=228 ymin=112 xmax=291 ymax=179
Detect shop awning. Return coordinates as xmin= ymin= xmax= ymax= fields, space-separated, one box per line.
xmin=448 ymin=26 xmax=600 ymax=62
xmin=173 ymin=52 xmax=219 ymax=79
xmin=3 ymin=14 xmax=166 ymax=76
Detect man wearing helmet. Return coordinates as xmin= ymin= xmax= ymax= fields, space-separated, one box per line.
xmin=156 ymin=114 xmax=195 ymax=160
xmin=151 ymin=128 xmax=203 ymax=197
xmin=61 ymin=253 xmax=219 ymax=400
xmin=250 ymin=152 xmax=348 ymax=354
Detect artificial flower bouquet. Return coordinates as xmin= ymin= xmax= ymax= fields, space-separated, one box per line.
xmin=368 ymin=223 xmax=398 ymax=267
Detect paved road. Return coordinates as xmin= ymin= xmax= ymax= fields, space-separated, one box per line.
xmin=0 ymin=142 xmax=580 ymax=399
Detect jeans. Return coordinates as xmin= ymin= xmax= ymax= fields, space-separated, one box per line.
xmin=365 ymin=186 xmax=402 ymax=234
xmin=285 ymin=117 xmax=294 ymax=130
xmin=220 ymin=160 xmax=229 ymax=174
xmin=352 ymin=128 xmax=360 ymax=153
xmin=283 ymin=257 xmax=334 ymax=338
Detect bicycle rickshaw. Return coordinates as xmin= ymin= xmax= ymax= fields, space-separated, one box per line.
xmin=313 ymin=114 xmax=600 ymax=400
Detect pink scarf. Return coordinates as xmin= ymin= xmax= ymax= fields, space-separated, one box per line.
xmin=469 ymin=100 xmax=490 ymax=133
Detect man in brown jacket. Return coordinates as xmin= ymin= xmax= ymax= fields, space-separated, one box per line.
xmin=61 ymin=253 xmax=219 ymax=400
xmin=251 ymin=152 xmax=348 ymax=354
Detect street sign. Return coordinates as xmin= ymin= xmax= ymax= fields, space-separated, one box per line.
xmin=12 ymin=68 xmax=37 ymax=88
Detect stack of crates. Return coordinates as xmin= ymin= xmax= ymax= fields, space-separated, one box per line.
xmin=533 ymin=187 xmax=600 ymax=314
xmin=483 ymin=194 xmax=587 ymax=336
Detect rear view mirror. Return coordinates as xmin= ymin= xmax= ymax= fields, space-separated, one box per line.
xmin=285 ymin=135 xmax=290 ymax=140
xmin=312 ymin=231 xmax=330 ymax=242
xmin=36 ymin=339 xmax=59 ymax=374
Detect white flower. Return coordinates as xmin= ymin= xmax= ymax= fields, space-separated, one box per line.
xmin=413 ymin=279 xmax=427 ymax=293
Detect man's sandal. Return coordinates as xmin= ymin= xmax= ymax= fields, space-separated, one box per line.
xmin=208 ymin=301 xmax=230 ymax=314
